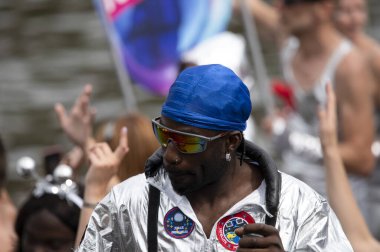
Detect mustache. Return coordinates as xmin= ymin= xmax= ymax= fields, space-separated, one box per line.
xmin=163 ymin=162 xmax=194 ymax=176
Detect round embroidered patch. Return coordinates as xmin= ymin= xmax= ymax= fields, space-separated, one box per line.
xmin=216 ymin=211 xmax=255 ymax=251
xmin=164 ymin=207 xmax=195 ymax=239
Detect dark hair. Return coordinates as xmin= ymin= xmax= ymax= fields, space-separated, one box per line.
xmin=15 ymin=193 xmax=82 ymax=251
xmin=284 ymin=0 xmax=330 ymax=6
xmin=0 ymin=134 xmax=6 ymax=189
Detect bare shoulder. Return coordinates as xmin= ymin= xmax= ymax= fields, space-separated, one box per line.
xmin=336 ymin=47 xmax=366 ymax=77
xmin=334 ymin=47 xmax=372 ymax=97
xmin=368 ymin=44 xmax=380 ymax=75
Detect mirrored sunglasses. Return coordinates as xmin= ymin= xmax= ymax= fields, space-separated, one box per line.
xmin=152 ymin=117 xmax=227 ymax=154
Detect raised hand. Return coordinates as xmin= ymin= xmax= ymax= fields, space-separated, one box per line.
xmin=235 ymin=223 xmax=284 ymax=252
xmin=85 ymin=127 xmax=129 ymax=192
xmin=75 ymin=127 xmax=129 ymax=248
xmin=55 ymin=84 xmax=96 ymax=149
xmin=318 ymin=83 xmax=337 ymax=151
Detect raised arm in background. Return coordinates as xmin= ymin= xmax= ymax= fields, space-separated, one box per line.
xmin=233 ymin=0 xmax=286 ymax=45
xmin=75 ymin=127 xmax=129 ymax=247
xmin=319 ymin=83 xmax=380 ymax=252
xmin=55 ymin=84 xmax=97 ymax=152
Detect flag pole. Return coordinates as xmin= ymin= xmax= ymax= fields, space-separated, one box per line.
xmin=239 ymin=0 xmax=274 ymax=115
xmin=93 ymin=0 xmax=137 ymax=112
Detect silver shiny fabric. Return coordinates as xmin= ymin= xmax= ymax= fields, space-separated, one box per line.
xmin=77 ymin=171 xmax=352 ymax=251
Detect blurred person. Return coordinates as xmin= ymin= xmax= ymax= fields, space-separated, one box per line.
xmin=245 ymin=0 xmax=375 ymax=215
xmin=0 ymin=135 xmax=18 ymax=252
xmin=319 ymin=83 xmax=380 ymax=251
xmin=15 ymin=194 xmax=81 ymax=252
xmin=78 ymin=64 xmax=352 ymax=251
xmin=333 ymin=0 xmax=380 ymax=238
xmin=15 ymin=158 xmax=83 ymax=252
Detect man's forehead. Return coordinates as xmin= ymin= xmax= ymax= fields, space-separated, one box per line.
xmin=160 ymin=116 xmax=221 ymax=136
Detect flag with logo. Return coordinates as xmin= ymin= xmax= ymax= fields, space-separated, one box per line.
xmin=95 ymin=0 xmax=232 ymax=96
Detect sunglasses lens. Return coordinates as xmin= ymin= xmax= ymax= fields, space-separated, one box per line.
xmin=152 ymin=122 xmax=206 ymax=153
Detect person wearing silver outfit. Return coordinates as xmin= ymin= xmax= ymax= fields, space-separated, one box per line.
xmin=78 ymin=64 xmax=352 ymax=251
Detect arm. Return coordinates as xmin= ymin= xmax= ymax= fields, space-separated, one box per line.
xmin=55 ymin=84 xmax=96 ymax=152
xmin=335 ymin=51 xmax=375 ymax=175
xmin=76 ymin=190 xmax=126 ymax=251
xmin=369 ymin=50 xmax=380 ymax=108
xmin=75 ymin=127 xmax=129 ymax=248
xmin=233 ymin=0 xmax=285 ymax=45
xmin=0 ymin=189 xmax=18 ymax=252
xmin=319 ymin=84 xmax=380 ymax=251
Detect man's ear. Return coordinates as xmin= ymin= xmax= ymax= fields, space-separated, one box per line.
xmin=226 ymin=131 xmax=243 ymax=153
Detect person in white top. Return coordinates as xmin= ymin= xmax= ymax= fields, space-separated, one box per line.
xmin=319 ymin=83 xmax=380 ymax=252
xmin=78 ymin=64 xmax=352 ymax=251
xmin=333 ymin=0 xmax=380 ymax=239
xmin=244 ymin=0 xmax=375 ymax=216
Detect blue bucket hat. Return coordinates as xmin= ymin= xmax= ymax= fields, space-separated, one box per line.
xmin=161 ymin=64 xmax=252 ymax=131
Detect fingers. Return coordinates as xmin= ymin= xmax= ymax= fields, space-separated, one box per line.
xmin=54 ymin=103 xmax=67 ymax=126
xmin=72 ymin=84 xmax=93 ymax=116
xmin=115 ymin=127 xmax=129 ymax=159
xmin=319 ymin=81 xmax=336 ymax=123
xmin=83 ymin=84 xmax=93 ymax=96
xmin=236 ymin=223 xmax=279 ymax=237
xmin=88 ymin=143 xmax=111 ymax=163
xmin=235 ymin=224 xmax=284 ymax=250
xmin=326 ymin=83 xmax=336 ymax=120
xmin=317 ymin=105 xmax=326 ymax=123
xmin=88 ymin=129 xmax=128 ymax=170
xmin=89 ymin=107 xmax=97 ymax=124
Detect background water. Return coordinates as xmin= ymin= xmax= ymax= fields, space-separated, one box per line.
xmin=1 ymin=0 xmax=380 ymax=206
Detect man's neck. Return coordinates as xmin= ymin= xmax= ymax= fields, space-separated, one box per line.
xmin=296 ymin=24 xmax=342 ymax=57
xmin=184 ymin=159 xmax=263 ymax=238
xmin=186 ymin=160 xmax=262 ymax=209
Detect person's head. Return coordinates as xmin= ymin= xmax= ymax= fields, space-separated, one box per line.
xmin=278 ymin=0 xmax=334 ymax=36
xmin=96 ymin=113 xmax=159 ymax=181
xmin=153 ymin=64 xmax=251 ymax=195
xmin=15 ymin=193 xmax=81 ymax=252
xmin=333 ymin=0 xmax=367 ymax=40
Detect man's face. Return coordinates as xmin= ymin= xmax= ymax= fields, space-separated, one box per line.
xmin=279 ymin=1 xmax=318 ymax=36
xmin=159 ymin=116 xmax=229 ymax=195
xmin=333 ymin=0 xmax=367 ymax=39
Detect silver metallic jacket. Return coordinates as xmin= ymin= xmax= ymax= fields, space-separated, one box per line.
xmin=78 ymin=171 xmax=352 ymax=251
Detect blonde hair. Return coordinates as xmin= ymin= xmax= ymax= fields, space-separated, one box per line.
xmin=95 ymin=113 xmax=159 ymax=181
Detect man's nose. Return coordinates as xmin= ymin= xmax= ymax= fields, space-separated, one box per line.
xmin=163 ymin=140 xmax=181 ymax=165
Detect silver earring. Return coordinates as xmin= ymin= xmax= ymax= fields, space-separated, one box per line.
xmin=175 ymin=158 xmax=179 ymax=165
xmin=226 ymin=152 xmax=231 ymax=162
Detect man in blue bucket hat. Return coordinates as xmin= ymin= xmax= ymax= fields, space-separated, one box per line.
xmin=78 ymin=64 xmax=352 ymax=251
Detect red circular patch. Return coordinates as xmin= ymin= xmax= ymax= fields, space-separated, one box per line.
xmin=216 ymin=211 xmax=255 ymax=251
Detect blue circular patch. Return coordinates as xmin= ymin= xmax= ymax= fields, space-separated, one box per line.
xmin=164 ymin=207 xmax=195 ymax=239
